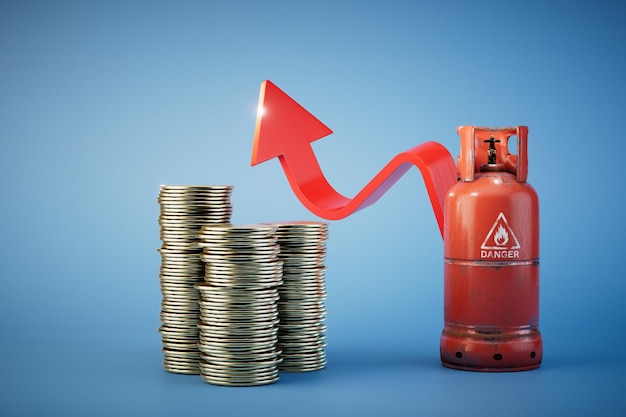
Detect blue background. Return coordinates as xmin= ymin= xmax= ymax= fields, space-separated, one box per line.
xmin=1 ymin=1 xmax=625 ymax=416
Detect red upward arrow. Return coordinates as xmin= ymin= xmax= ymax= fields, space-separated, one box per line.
xmin=251 ymin=80 xmax=457 ymax=237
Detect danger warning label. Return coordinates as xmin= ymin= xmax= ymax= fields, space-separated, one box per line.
xmin=480 ymin=212 xmax=521 ymax=259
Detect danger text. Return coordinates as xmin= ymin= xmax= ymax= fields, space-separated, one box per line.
xmin=480 ymin=250 xmax=520 ymax=259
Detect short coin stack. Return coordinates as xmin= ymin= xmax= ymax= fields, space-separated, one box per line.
xmin=195 ymin=224 xmax=283 ymax=386
xmin=267 ymin=221 xmax=329 ymax=372
xmin=157 ymin=185 xmax=233 ymax=374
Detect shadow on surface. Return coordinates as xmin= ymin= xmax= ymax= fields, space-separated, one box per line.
xmin=277 ymin=347 xmax=442 ymax=386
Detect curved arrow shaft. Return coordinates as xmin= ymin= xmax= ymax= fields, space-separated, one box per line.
xmin=278 ymin=141 xmax=457 ymax=237
xmin=252 ymin=80 xmax=457 ymax=237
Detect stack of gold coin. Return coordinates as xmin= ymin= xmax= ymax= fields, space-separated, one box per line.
xmin=157 ymin=185 xmax=233 ymax=374
xmin=195 ymin=224 xmax=283 ymax=386
xmin=265 ymin=221 xmax=329 ymax=372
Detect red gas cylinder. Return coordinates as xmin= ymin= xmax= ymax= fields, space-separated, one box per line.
xmin=440 ymin=126 xmax=542 ymax=371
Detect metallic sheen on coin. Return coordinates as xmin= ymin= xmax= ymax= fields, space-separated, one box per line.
xmin=263 ymin=221 xmax=329 ymax=372
xmin=195 ymin=223 xmax=283 ymax=386
xmin=157 ymin=185 xmax=233 ymax=375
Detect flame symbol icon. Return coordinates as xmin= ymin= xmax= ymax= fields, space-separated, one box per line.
xmin=481 ymin=212 xmax=520 ymax=253
xmin=494 ymin=224 xmax=509 ymax=246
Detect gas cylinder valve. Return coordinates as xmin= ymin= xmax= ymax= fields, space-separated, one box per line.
xmin=483 ymin=136 xmax=501 ymax=165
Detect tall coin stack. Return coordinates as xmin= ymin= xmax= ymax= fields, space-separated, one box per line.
xmin=195 ymin=224 xmax=284 ymax=386
xmin=157 ymin=185 xmax=233 ymax=374
xmin=267 ymin=221 xmax=329 ymax=372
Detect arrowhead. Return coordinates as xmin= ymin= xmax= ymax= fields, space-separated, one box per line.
xmin=251 ymin=80 xmax=333 ymax=166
